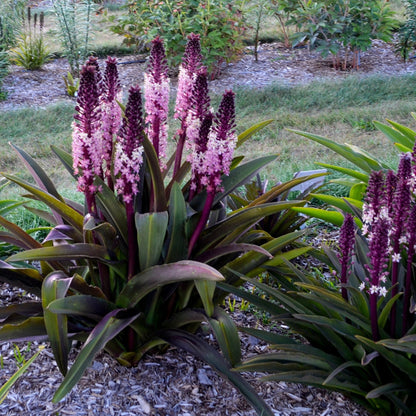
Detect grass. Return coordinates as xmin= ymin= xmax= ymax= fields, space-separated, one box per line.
xmin=1 ymin=74 xmax=414 ymax=199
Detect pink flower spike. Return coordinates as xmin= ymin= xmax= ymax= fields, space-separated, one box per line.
xmin=205 ymin=90 xmax=237 ymax=192
xmin=144 ymin=36 xmax=170 ymax=163
xmin=114 ymin=86 xmax=145 ymax=204
xmin=72 ymin=63 xmax=102 ymax=212
xmin=101 ymin=57 xmax=122 ymax=187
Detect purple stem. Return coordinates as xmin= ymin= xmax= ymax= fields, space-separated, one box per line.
xmin=126 ymin=201 xmax=137 ymax=280
xmin=390 ymin=242 xmax=400 ymax=336
xmin=403 ymin=247 xmax=414 ymax=335
xmin=173 ymin=123 xmax=187 ymax=177
xmin=188 ymin=191 xmax=215 ymax=258
xmin=370 ymin=293 xmax=379 ymax=341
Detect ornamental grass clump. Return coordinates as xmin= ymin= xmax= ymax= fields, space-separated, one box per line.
xmin=224 ymin=149 xmax=416 ymax=415
xmin=0 ymin=34 xmax=317 ymax=414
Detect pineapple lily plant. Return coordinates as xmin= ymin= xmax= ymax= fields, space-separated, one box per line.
xmin=221 ymin=137 xmax=416 ymax=415
xmin=0 ymin=34 xmax=313 ymax=413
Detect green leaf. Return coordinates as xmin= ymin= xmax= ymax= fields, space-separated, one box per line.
xmin=142 ymin=137 xmax=167 ymax=212
xmin=0 ymin=261 xmax=43 ymax=296
xmin=0 ymin=302 xmax=42 ymax=324
xmin=291 ymin=207 xmax=345 ymax=226
xmin=288 ymin=129 xmax=384 ymax=172
xmin=165 ymin=182 xmax=188 ymax=263
xmin=316 ymin=162 xmax=368 ymax=183
xmin=378 ymin=293 xmax=402 ymax=330
xmin=208 ymin=307 xmax=241 ymax=366
xmin=136 ymin=211 xmax=168 ymax=270
xmin=42 ymin=271 xmax=72 ymax=375
xmin=236 ymin=119 xmax=274 ymax=148
xmin=116 ymin=260 xmax=224 ymax=309
xmin=238 ymin=326 xmax=298 ymax=345
xmin=94 ymin=177 xmax=128 ymax=246
xmin=8 ymin=243 xmax=112 ymax=264
xmin=0 ymin=346 xmax=44 ymax=404
xmin=51 ymin=146 xmax=76 ymax=180
xmin=48 ymin=295 xmax=117 ymax=320
xmin=1 ymin=173 xmax=84 ymax=231
xmin=374 ymin=120 xmax=415 ymax=149
xmin=0 ymin=215 xmax=42 ymax=250
xmin=0 ymin=317 xmax=47 ymax=342
xmin=159 ymin=329 xmax=274 ymax=416
xmin=10 ymin=144 xmax=64 ymax=203
xmin=356 ymin=336 xmax=416 ymax=382
xmin=366 ymin=382 xmax=406 ymax=399
xmin=195 ymin=279 xmax=216 ymax=317
xmin=323 ymin=361 xmax=364 ymax=385
xmin=52 ymin=309 xmax=140 ymax=403
xmin=198 ymin=201 xmax=305 ymax=251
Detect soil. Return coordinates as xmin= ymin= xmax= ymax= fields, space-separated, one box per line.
xmin=2 ymin=39 xmax=416 ymax=112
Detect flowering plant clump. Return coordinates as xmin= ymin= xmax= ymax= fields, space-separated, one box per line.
xmin=0 ymin=34 xmax=315 ymax=414
xmin=223 ymin=146 xmax=416 ymax=416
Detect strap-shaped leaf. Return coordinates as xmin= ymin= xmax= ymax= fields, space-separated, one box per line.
xmin=42 ymin=271 xmax=73 ymax=375
xmin=374 ymin=120 xmax=415 ymax=148
xmin=315 ymin=162 xmax=369 ymax=183
xmin=136 ymin=211 xmax=168 ymax=270
xmin=208 ymin=306 xmax=241 ymax=366
xmin=291 ymin=207 xmax=345 ymax=227
xmin=2 ymin=173 xmax=84 ymax=231
xmin=195 ymin=243 xmax=273 ymax=264
xmin=0 ymin=200 xmax=25 ymax=216
xmin=195 ymin=279 xmax=216 ymax=317
xmin=10 ymin=143 xmax=64 ymax=203
xmin=51 ymin=145 xmax=77 ymax=179
xmin=48 ymin=295 xmax=117 ymax=321
xmin=165 ymin=183 xmax=188 ymax=263
xmin=198 ymin=201 xmax=305 ymax=251
xmin=94 ymin=177 xmax=128 ymax=246
xmin=0 ymin=302 xmax=42 ymax=324
xmin=366 ymin=382 xmax=407 ymax=399
xmin=8 ymin=243 xmax=112 ymax=263
xmin=0 ymin=261 xmax=43 ymax=296
xmin=52 ymin=309 xmax=140 ymax=403
xmin=159 ymin=329 xmax=274 ymax=416
xmin=288 ymin=129 xmax=385 ymax=173
xmin=142 ymin=137 xmax=167 ymax=212
xmin=116 ymin=260 xmax=224 ymax=309
xmin=357 ymin=336 xmax=416 ymax=383
xmin=0 ymin=214 xmax=42 ymax=250
xmin=236 ymin=119 xmax=274 ymax=148
xmin=0 ymin=316 xmax=47 ymax=342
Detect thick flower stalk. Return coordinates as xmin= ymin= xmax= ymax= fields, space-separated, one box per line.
xmin=403 ymin=203 xmax=416 ymax=334
xmin=389 ymin=153 xmax=412 ymax=333
xmin=338 ymin=213 xmax=355 ymax=301
xmin=72 ymin=63 xmax=102 ymax=213
xmin=366 ymin=216 xmax=390 ymax=340
xmin=188 ymin=91 xmax=237 ymax=256
xmin=173 ymin=33 xmax=203 ymax=175
xmin=144 ymin=36 xmax=170 ymax=163
xmin=101 ymin=56 xmax=122 ymax=189
xmin=114 ymin=86 xmax=145 ymax=278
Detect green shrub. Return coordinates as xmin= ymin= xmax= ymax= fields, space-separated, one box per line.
xmin=107 ymin=0 xmax=246 ymax=76
xmin=279 ymin=0 xmax=398 ymax=70
xmin=398 ymin=0 xmax=416 ymax=61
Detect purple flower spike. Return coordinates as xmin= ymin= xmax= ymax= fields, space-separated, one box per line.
xmin=72 ymin=63 xmax=102 ymax=212
xmin=144 ymin=36 xmax=170 ymax=162
xmin=101 ymin=57 xmax=122 ymax=187
xmin=186 ymin=68 xmax=210 ymax=148
xmin=204 ymin=90 xmax=237 ymax=192
xmin=85 ymin=56 xmax=102 ymax=93
xmin=366 ymin=216 xmax=390 ymax=340
xmin=114 ymin=86 xmax=145 ymax=204
xmin=174 ymin=33 xmax=203 ymax=120
xmin=338 ymin=213 xmax=355 ymax=301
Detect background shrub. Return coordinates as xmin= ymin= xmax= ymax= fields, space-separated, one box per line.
xmin=107 ymin=0 xmax=247 ymax=76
